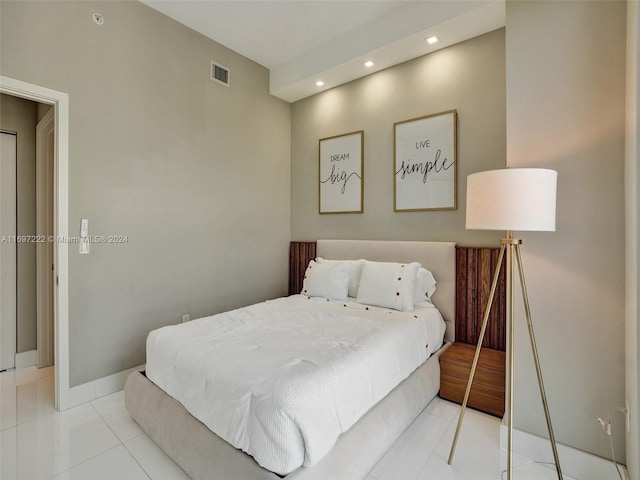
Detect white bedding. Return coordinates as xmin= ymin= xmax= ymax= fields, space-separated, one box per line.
xmin=145 ymin=295 xmax=445 ymax=475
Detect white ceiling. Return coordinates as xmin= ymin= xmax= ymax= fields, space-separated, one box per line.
xmin=140 ymin=0 xmax=505 ymax=102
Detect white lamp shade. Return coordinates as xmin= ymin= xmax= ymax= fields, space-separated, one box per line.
xmin=466 ymin=168 xmax=557 ymax=232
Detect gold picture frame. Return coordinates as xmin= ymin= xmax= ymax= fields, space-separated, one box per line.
xmin=394 ymin=110 xmax=457 ymax=211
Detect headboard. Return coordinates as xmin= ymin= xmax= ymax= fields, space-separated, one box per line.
xmin=290 ymin=241 xmax=507 ymax=351
xmin=314 ymin=239 xmax=456 ymax=343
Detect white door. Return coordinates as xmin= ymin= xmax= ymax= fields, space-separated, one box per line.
xmin=0 ymin=131 xmax=17 ymax=371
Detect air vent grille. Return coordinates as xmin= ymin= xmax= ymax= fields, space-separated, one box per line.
xmin=211 ymin=61 xmax=230 ymax=86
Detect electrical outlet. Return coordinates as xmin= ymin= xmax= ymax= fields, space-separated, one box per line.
xmin=182 ymin=314 xmax=190 ymax=323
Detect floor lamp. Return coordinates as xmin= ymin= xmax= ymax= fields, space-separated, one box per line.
xmin=447 ymin=168 xmax=563 ymax=480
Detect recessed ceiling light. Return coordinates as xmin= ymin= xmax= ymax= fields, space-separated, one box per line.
xmin=363 ymin=60 xmax=375 ymax=68
xmin=315 ymin=80 xmax=325 ymax=87
xmin=426 ymin=35 xmax=439 ymax=45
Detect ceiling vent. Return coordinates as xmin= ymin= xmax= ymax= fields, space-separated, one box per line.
xmin=211 ymin=61 xmax=230 ymax=87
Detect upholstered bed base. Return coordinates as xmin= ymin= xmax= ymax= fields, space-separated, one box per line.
xmin=125 ymin=240 xmax=457 ymax=479
xmin=124 ymin=342 xmax=450 ymax=480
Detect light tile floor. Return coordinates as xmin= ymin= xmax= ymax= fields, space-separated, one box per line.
xmin=1 ymin=366 xmax=578 ymax=480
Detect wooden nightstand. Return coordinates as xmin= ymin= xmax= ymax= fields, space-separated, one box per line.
xmin=439 ymin=342 xmax=505 ymax=417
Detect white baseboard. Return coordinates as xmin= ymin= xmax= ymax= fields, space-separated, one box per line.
xmin=69 ymin=364 xmax=145 ymax=408
xmin=500 ymin=422 xmax=629 ymax=480
xmin=14 ymin=350 xmax=37 ymax=369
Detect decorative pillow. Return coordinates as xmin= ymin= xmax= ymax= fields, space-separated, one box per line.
xmin=356 ymin=261 xmax=421 ymax=311
xmin=414 ymin=267 xmax=437 ymax=306
xmin=301 ymin=260 xmax=350 ymax=301
xmin=316 ymin=258 xmax=365 ymax=297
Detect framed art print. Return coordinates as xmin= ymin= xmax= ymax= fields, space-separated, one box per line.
xmin=394 ymin=110 xmax=457 ymax=211
xmin=319 ymin=130 xmax=364 ymax=214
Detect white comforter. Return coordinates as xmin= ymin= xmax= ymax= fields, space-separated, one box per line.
xmin=145 ymin=295 xmax=445 ymax=475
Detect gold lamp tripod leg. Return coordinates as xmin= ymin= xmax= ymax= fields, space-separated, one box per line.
xmin=447 ymin=242 xmax=506 ymax=465
xmin=448 ymin=237 xmax=563 ymax=480
xmin=513 ymin=242 xmax=563 ymax=479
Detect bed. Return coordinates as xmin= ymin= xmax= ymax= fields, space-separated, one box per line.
xmin=124 ymin=239 xmax=456 ymax=480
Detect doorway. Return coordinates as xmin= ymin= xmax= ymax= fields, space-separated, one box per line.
xmin=0 ymin=75 xmax=70 ymax=411
xmin=0 ymin=131 xmax=17 ymax=371
xmin=0 ymin=97 xmax=54 ymax=373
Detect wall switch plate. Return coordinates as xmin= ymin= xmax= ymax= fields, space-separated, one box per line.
xmin=626 ymin=400 xmax=631 ymax=433
xmin=79 ymin=218 xmax=90 ymax=254
xmin=80 ymin=218 xmax=89 ymax=237
xmin=79 ymin=237 xmax=90 ymax=255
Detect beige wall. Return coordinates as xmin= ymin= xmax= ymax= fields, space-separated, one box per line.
xmin=0 ymin=0 xmax=291 ymax=386
xmin=506 ymin=0 xmax=626 ymax=462
xmin=36 ymin=102 xmax=53 ymax=123
xmin=291 ymin=29 xmax=506 ymax=246
xmin=0 ymin=93 xmax=38 ymax=354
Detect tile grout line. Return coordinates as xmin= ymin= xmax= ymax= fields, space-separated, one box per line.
xmin=414 ymin=412 xmax=460 ymax=480
xmin=43 ymin=444 xmax=124 ymax=480
xmin=88 ymin=400 xmax=123 ymax=444
xmin=92 ymin=395 xmax=155 ymax=480
xmin=412 ymin=412 xmax=455 ymax=480
xmin=88 ymin=395 xmax=146 ymax=445
xmin=122 ymin=437 xmax=155 ymax=480
xmin=84 ymin=401 xmax=153 ymax=480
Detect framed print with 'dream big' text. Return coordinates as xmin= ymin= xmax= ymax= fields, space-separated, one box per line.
xmin=319 ymin=130 xmax=364 ymax=214
xmin=394 ymin=110 xmax=457 ymax=211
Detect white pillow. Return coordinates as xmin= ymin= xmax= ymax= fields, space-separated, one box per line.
xmin=301 ymin=260 xmax=350 ymax=301
xmin=316 ymin=257 xmax=365 ymax=297
xmin=356 ymin=261 xmax=421 ymax=311
xmin=414 ymin=267 xmax=437 ymax=306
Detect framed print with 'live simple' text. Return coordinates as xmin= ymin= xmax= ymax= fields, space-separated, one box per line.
xmin=394 ymin=110 xmax=457 ymax=211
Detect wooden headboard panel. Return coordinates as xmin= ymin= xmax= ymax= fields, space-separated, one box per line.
xmin=290 ymin=241 xmax=506 ymax=351
xmin=289 ymin=241 xmax=316 ymax=296
xmin=456 ymin=246 xmax=506 ymax=351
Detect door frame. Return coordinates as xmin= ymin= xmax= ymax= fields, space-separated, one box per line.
xmin=0 ymin=76 xmax=70 ymax=411
xmin=36 ymin=108 xmax=55 ymax=369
